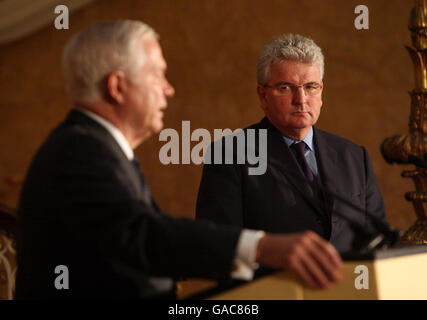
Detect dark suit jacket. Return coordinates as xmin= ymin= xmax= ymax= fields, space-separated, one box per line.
xmin=196 ymin=117 xmax=387 ymax=254
xmin=16 ymin=110 xmax=240 ymax=299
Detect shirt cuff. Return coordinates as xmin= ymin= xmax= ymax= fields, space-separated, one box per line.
xmin=231 ymin=229 xmax=266 ymax=281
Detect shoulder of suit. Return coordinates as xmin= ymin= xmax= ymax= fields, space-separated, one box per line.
xmin=242 ymin=119 xmax=266 ymax=131
xmin=314 ymin=128 xmax=366 ymax=156
xmin=48 ymin=120 xmax=102 ymax=144
xmin=39 ymin=117 xmax=118 ymax=162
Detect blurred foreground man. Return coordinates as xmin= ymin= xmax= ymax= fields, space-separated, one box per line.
xmin=16 ymin=21 xmax=342 ymax=299
xmin=197 ymin=34 xmax=387 ymax=257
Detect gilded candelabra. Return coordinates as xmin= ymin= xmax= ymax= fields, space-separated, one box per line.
xmin=381 ymin=0 xmax=427 ymax=244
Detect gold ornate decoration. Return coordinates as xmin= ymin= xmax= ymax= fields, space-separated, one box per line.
xmin=0 ymin=231 xmax=16 ymax=300
xmin=381 ymin=0 xmax=427 ymax=245
xmin=0 ymin=204 xmax=17 ymax=300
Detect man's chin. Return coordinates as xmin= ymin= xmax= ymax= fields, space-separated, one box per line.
xmin=152 ymin=120 xmax=164 ymax=134
xmin=290 ymin=118 xmax=313 ymax=129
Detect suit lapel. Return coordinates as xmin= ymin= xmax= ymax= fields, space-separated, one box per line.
xmin=313 ymin=128 xmax=337 ymax=215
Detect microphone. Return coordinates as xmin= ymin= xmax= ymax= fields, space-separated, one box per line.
xmin=267 ymin=156 xmax=401 ymax=255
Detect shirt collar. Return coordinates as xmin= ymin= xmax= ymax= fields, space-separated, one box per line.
xmin=282 ymin=127 xmax=314 ymax=151
xmin=76 ymin=108 xmax=135 ymax=160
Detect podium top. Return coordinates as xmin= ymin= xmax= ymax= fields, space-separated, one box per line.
xmin=342 ymin=244 xmax=427 ymax=261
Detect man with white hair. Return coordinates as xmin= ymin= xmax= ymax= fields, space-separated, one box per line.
xmin=197 ymin=34 xmax=387 ymax=262
xmin=16 ymin=22 xmax=343 ymax=299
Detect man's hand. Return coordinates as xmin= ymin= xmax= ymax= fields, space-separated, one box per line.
xmin=256 ymin=231 xmax=343 ymax=289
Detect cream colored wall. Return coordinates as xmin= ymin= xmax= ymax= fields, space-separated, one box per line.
xmin=0 ymin=0 xmax=417 ymax=232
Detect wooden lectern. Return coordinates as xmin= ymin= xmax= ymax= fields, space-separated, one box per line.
xmin=177 ymin=245 xmax=427 ymax=300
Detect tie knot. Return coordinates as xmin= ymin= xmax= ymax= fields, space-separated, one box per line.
xmin=291 ymin=141 xmax=306 ymax=154
xmin=131 ymin=156 xmax=140 ymax=168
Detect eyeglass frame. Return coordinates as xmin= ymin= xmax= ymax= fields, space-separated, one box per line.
xmin=261 ymin=81 xmax=323 ymax=96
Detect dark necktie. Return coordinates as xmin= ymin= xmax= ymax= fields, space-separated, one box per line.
xmin=290 ymin=142 xmax=330 ymax=237
xmin=130 ymin=156 xmax=152 ymax=205
xmin=290 ymin=142 xmax=314 ymax=182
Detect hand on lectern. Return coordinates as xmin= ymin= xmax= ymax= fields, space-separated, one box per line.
xmin=255 ymin=231 xmax=343 ymax=289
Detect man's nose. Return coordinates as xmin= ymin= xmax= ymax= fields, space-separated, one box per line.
xmin=292 ymin=87 xmax=307 ymax=106
xmin=164 ymin=79 xmax=175 ymax=97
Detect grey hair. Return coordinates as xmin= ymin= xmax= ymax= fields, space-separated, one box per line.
xmin=257 ymin=34 xmax=324 ymax=85
xmin=62 ymin=20 xmax=158 ymax=104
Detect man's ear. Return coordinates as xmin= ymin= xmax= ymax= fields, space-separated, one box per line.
xmin=257 ymin=84 xmax=268 ymax=112
xmin=106 ymin=71 xmax=127 ymax=104
xmin=319 ymin=81 xmax=324 ymax=110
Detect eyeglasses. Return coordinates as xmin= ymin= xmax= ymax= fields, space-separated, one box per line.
xmin=262 ymin=82 xmax=323 ymax=96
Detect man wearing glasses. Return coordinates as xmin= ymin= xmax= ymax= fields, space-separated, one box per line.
xmin=196 ymin=34 xmax=387 ymax=269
